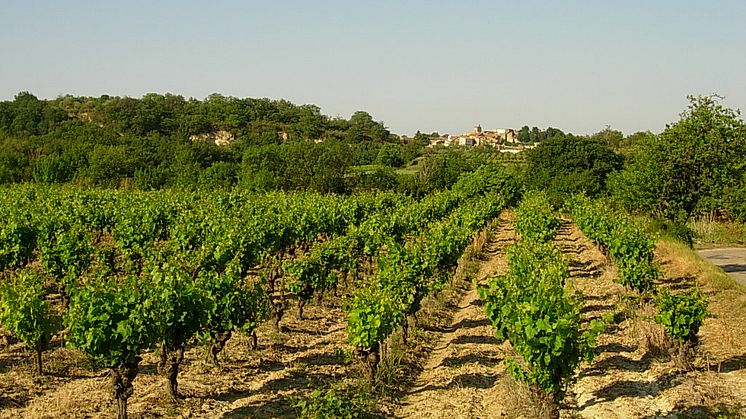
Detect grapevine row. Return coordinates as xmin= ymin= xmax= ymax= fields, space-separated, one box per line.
xmin=480 ymin=191 xmax=601 ymax=418
xmin=346 ymin=169 xmax=519 ymax=379
xmin=0 ymin=187 xmax=410 ymax=418
xmin=565 ymin=194 xmax=659 ymax=292
xmin=565 ymin=194 xmax=708 ymax=368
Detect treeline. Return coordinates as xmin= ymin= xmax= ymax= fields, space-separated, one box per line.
xmin=520 ymin=96 xmax=746 ymax=226
xmin=0 ymin=92 xmax=391 ymax=142
xmin=0 ymin=92 xmax=523 ymax=195
xmin=516 ymin=125 xmax=566 ymax=143
xmin=2 ymin=91 xmax=744 ymax=225
xmin=0 ymin=92 xmax=416 ymax=190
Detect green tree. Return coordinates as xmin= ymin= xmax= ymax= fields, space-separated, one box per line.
xmin=0 ymin=149 xmax=29 ymax=183
xmin=589 ymin=127 xmax=624 ymax=148
xmin=345 ymin=111 xmax=390 ymax=143
xmin=525 ymin=135 xmax=623 ymax=206
xmin=199 ymin=161 xmax=238 ymax=189
xmin=85 ymin=145 xmax=135 ymax=187
xmin=517 ymin=125 xmax=530 ymax=143
xmin=416 ymin=150 xmax=478 ymax=193
xmin=32 ymin=153 xmax=76 ymax=183
xmin=375 ymin=143 xmax=403 ymax=167
xmin=609 ymin=95 xmax=746 ymax=222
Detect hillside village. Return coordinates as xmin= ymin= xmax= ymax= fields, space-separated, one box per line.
xmin=427 ymin=125 xmax=538 ymax=152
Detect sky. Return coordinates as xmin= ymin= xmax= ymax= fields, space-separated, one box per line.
xmin=1 ymin=1 xmax=745 ymax=136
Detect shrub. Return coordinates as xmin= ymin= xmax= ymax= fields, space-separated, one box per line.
xmin=514 ymin=191 xmax=560 ymax=244
xmin=480 ymin=240 xmax=602 ymax=417
xmin=0 ymin=270 xmax=59 ymax=375
xmin=292 ymin=387 xmax=371 ymax=419
xmin=568 ymin=194 xmax=660 ymax=293
xmin=654 ymin=289 xmax=708 ymax=345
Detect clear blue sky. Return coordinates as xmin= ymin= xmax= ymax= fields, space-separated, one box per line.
xmin=1 ymin=1 xmax=744 ymax=136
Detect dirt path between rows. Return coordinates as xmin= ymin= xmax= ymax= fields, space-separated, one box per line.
xmin=553 ymin=220 xmax=671 ymax=418
xmin=5 ymin=218 xmax=744 ymax=418
xmin=393 ymin=213 xmax=516 ymax=419
xmin=697 ymin=248 xmax=746 ymax=288
xmin=396 ymin=219 xmax=746 ymax=419
xmin=561 ymin=221 xmax=746 ymax=418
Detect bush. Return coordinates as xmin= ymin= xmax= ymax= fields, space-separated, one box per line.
xmin=514 ymin=191 xmax=560 ymax=244
xmin=654 ymin=289 xmax=708 ymax=345
xmin=0 ymin=218 xmax=36 ymax=270
xmin=723 ymin=177 xmax=746 ymax=223
xmin=292 ymin=387 xmax=371 ymax=419
xmin=568 ymin=195 xmax=660 ymax=293
xmin=524 ymin=135 xmax=623 ymax=206
xmin=609 ymin=96 xmax=746 ymax=223
xmin=0 ymin=270 xmax=59 ymax=375
xmin=480 ymin=239 xmax=602 ymax=416
xmin=649 ymin=220 xmax=695 ymax=247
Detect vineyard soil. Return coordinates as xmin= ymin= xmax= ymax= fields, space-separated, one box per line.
xmin=2 ymin=216 xmax=746 ymax=418
xmin=393 ymin=213 xmax=516 ymax=418
xmin=565 ymin=223 xmax=746 ymax=418
xmin=0 ymin=300 xmax=359 ymax=418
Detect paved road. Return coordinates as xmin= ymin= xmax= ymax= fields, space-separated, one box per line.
xmin=697 ymin=248 xmax=746 ymax=288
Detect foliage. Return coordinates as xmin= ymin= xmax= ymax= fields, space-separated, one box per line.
xmin=410 ymin=150 xmax=483 ymax=195
xmin=525 ymin=135 xmax=623 ymax=207
xmin=150 ymin=263 xmax=208 ymax=349
xmin=451 ymin=163 xmax=522 ymax=205
xmin=374 ymin=142 xmax=404 ymax=167
xmin=239 ymin=140 xmax=352 ymax=193
xmin=37 ymin=220 xmax=93 ymax=292
xmin=723 ymin=173 xmax=746 ymax=223
xmin=291 ymin=387 xmax=371 ymax=419
xmin=480 ymin=233 xmax=601 ymax=403
xmin=514 ymin=191 xmax=560 ymax=243
xmin=0 ymin=176 xmax=513 ymax=390
xmin=567 ymin=194 xmax=659 ymax=293
xmin=0 ymin=213 xmax=35 ymax=270
xmin=609 ymin=95 xmax=746 ymax=223
xmin=66 ymin=275 xmax=159 ymax=367
xmin=346 ymin=170 xmax=512 ymax=368
xmin=347 ymin=281 xmax=401 ymax=353
xmin=65 ymin=273 xmax=160 ymax=418
xmin=648 ymin=220 xmax=695 ymax=247
xmin=654 ymin=289 xmax=708 ymax=344
xmin=0 ymin=270 xmax=59 ymax=373
xmin=517 ymin=125 xmax=565 ymax=143
xmin=197 ymin=265 xmax=267 ymax=345
xmin=0 ymin=92 xmax=411 ymax=190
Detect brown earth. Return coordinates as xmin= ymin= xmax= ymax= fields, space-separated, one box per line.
xmin=0 ymin=300 xmax=359 ymax=418
xmin=563 ymin=222 xmax=746 ymax=418
xmin=393 ymin=212 xmax=516 ymax=418
xmin=395 ymin=219 xmax=746 ymax=419
xmin=0 ymin=218 xmax=503 ymax=419
xmin=2 ymin=216 xmax=745 ymax=418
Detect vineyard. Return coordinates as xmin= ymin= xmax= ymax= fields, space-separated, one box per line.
xmin=1 ymin=171 xmax=746 ymax=418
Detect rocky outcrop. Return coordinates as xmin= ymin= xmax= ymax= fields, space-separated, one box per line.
xmin=189 ymin=130 xmax=235 ymax=147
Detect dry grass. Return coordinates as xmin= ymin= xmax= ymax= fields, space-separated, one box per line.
xmin=0 ymin=217 xmax=506 ymax=419
xmin=689 ymin=217 xmax=746 ymax=248
xmin=557 ymin=223 xmax=746 ymax=418
xmin=5 ymin=220 xmax=746 ymax=418
xmin=656 ymin=238 xmax=745 ymax=293
xmin=632 ymin=300 xmax=673 ymax=360
xmin=392 ymin=213 xmax=517 ymax=418
xmin=496 ymin=374 xmax=557 ymax=419
xmin=656 ymin=238 xmax=746 ymax=365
